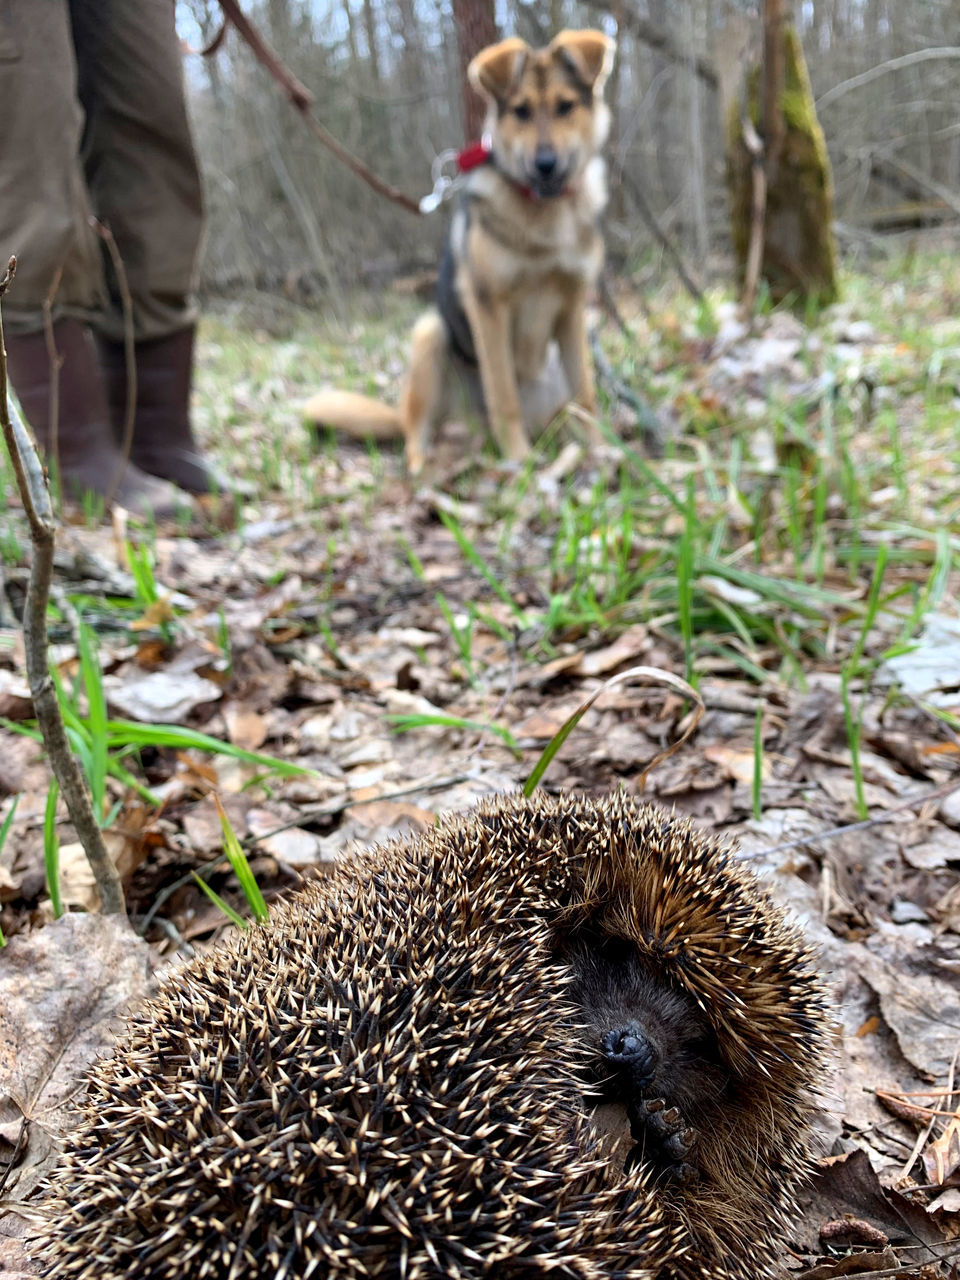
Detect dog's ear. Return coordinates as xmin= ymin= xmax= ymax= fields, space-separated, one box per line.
xmin=469 ymin=37 xmax=529 ymax=103
xmin=550 ymin=29 xmax=615 ymax=94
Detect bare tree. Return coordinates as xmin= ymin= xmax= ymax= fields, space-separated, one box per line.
xmin=451 ymin=0 xmax=498 ymax=140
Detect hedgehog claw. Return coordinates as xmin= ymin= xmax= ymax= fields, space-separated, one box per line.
xmin=625 ymin=1097 xmax=700 ymax=1183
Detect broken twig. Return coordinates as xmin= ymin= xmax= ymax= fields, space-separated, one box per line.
xmin=0 ymin=256 xmax=126 ymax=917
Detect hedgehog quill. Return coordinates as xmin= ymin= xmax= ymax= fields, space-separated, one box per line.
xmin=38 ymin=792 xmax=830 ymax=1280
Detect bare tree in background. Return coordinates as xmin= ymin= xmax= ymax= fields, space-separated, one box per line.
xmin=452 ymin=0 xmax=498 ymax=140
xmin=728 ymin=0 xmax=838 ymax=307
xmin=174 ymin=0 xmax=960 ymax=297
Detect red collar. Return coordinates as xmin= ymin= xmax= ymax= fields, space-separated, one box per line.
xmin=456 ymin=141 xmax=576 ymax=201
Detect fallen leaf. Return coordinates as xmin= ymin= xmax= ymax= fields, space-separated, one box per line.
xmin=860 ymin=947 xmax=960 ymax=1079
xmin=348 ymin=800 xmax=436 ymax=835
xmin=578 ymin=625 xmax=650 ymax=677
xmin=703 ymin=742 xmax=771 ymax=785
xmin=0 ymin=915 xmax=153 ymax=1207
xmin=130 ymin=597 xmax=176 ymax=631
xmin=923 ymin=1116 xmax=960 ymax=1186
xmin=223 ymin=706 xmax=268 ymax=752
xmin=104 ymin=669 xmax=222 ymax=723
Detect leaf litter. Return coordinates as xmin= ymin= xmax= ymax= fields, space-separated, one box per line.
xmin=1 ymin=251 xmax=960 ymax=1274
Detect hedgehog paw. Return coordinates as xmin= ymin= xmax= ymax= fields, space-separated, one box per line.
xmin=625 ymin=1097 xmax=700 ymax=1183
xmin=601 ymin=1022 xmax=656 ymax=1095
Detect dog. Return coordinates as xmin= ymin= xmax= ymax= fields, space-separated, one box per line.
xmin=303 ymin=29 xmax=616 ymax=476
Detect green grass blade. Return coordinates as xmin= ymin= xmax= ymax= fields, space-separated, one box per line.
xmin=0 ymin=793 xmax=18 ymax=940
xmin=0 ymin=795 xmax=18 ymax=855
xmin=105 ymin=754 xmax=160 ymax=805
xmin=387 ymin=712 xmax=519 ymax=754
xmin=438 ymin=510 xmax=530 ymax=625
xmin=523 ymin=708 xmax=584 ymax=797
xmin=215 ymin=794 xmax=269 ymax=922
xmin=752 ymin=704 xmax=764 ymax=821
xmin=192 ymin=871 xmax=249 ymax=930
xmin=524 ymin=666 xmax=704 ymax=796
xmin=677 ymin=481 xmax=696 ymax=683
xmin=77 ymin=624 xmax=108 ymax=820
xmin=102 ymin=720 xmax=311 ymax=776
xmin=52 ymin=666 xmax=93 ymax=746
xmin=44 ymin=781 xmax=63 ymax=919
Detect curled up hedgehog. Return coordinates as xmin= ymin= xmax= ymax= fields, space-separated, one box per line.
xmin=38 ymin=791 xmax=830 ymax=1280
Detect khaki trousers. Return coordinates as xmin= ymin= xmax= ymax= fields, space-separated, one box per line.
xmin=0 ymin=0 xmax=203 ymax=340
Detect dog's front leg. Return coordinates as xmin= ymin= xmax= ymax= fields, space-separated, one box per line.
xmin=459 ymin=286 xmax=530 ymax=463
xmin=556 ymin=290 xmax=600 ymax=425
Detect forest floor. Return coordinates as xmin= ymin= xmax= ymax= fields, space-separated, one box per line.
xmin=1 ymin=240 xmax=960 ymax=1276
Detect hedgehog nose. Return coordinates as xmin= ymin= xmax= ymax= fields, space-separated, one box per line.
xmin=534 ymin=146 xmax=557 ymax=177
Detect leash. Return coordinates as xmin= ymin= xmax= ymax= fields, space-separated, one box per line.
xmin=211 ymin=0 xmax=424 ymax=216
xmin=203 ymin=5 xmax=574 ymax=219
xmin=418 ymin=140 xmax=491 ymax=212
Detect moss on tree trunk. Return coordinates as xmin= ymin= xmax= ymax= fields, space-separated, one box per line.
xmin=728 ymin=25 xmax=838 ymax=307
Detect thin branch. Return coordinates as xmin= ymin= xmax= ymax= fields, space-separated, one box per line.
xmin=180 ymin=16 xmax=228 ymax=58
xmin=616 ymin=167 xmax=704 ymax=302
xmin=740 ymin=112 xmax=767 ymax=315
xmin=0 ymin=256 xmax=126 ymax=917
xmin=742 ymin=773 xmax=960 ymax=861
xmin=90 ymin=219 xmax=137 ymax=512
xmin=817 ymin=46 xmax=960 ymax=111
xmin=582 ymin=0 xmax=718 ymax=88
xmin=215 ymin=0 xmax=423 ymax=216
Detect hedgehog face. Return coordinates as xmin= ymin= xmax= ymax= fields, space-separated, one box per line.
xmin=569 ymin=934 xmax=728 ymax=1114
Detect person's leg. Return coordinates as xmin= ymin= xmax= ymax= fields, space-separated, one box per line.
xmin=73 ymin=0 xmax=226 ymax=494
xmin=0 ymin=0 xmax=102 ymax=333
xmin=0 ymin=0 xmax=188 ymax=518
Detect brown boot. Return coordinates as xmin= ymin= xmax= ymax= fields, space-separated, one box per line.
xmin=4 ymin=322 xmax=192 ymax=521
xmin=97 ymin=327 xmax=233 ymax=496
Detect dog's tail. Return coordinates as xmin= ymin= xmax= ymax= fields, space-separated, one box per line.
xmin=303 ymin=390 xmax=404 ymax=440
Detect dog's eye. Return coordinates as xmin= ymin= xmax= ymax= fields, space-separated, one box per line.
xmin=513 ymin=102 xmax=532 ymax=121
xmin=555 ymin=99 xmax=576 ymax=117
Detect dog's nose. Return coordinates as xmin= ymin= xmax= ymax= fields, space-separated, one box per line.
xmin=534 ymin=146 xmax=558 ymax=177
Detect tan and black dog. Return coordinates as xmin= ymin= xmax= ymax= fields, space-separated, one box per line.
xmin=304 ymin=29 xmax=616 ymax=475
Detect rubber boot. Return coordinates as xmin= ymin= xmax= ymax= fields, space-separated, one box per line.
xmin=4 ymin=321 xmax=191 ymax=520
xmin=97 ymin=327 xmax=233 ymax=495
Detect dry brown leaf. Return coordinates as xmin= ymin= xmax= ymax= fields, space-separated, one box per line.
xmin=0 ymin=915 xmax=153 ymax=1208
xmin=860 ymin=948 xmax=960 ymax=1080
xmin=577 ymin=625 xmax=650 ymax=677
xmin=703 ymin=742 xmax=772 ymax=786
xmin=923 ymin=1116 xmax=960 ymax=1186
xmin=348 ymin=800 xmax=436 ymax=835
xmin=223 ymin=706 xmax=268 ymax=752
xmin=130 ymin=597 xmax=176 ymax=631
xmin=104 ymin=668 xmax=222 ymax=723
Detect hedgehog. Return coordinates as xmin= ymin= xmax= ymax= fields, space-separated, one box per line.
xmin=36 ymin=791 xmax=830 ymax=1280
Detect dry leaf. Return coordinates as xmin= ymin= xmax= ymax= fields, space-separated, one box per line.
xmin=223 ymin=706 xmax=268 ymax=752
xmin=923 ymin=1116 xmax=960 ymax=1186
xmin=0 ymin=915 xmax=153 ymax=1207
xmin=703 ymin=742 xmax=771 ymax=785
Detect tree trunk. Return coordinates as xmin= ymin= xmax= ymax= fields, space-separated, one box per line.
xmin=394 ymin=0 xmax=425 ymax=93
xmin=647 ymin=0 xmax=681 ymax=208
xmin=728 ymin=18 xmax=838 ymax=307
xmin=452 ymin=0 xmax=498 ymax=141
xmin=762 ymin=0 xmax=786 ymax=184
xmin=362 ymin=0 xmax=381 ymax=83
xmin=343 ymin=0 xmax=360 ymax=69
